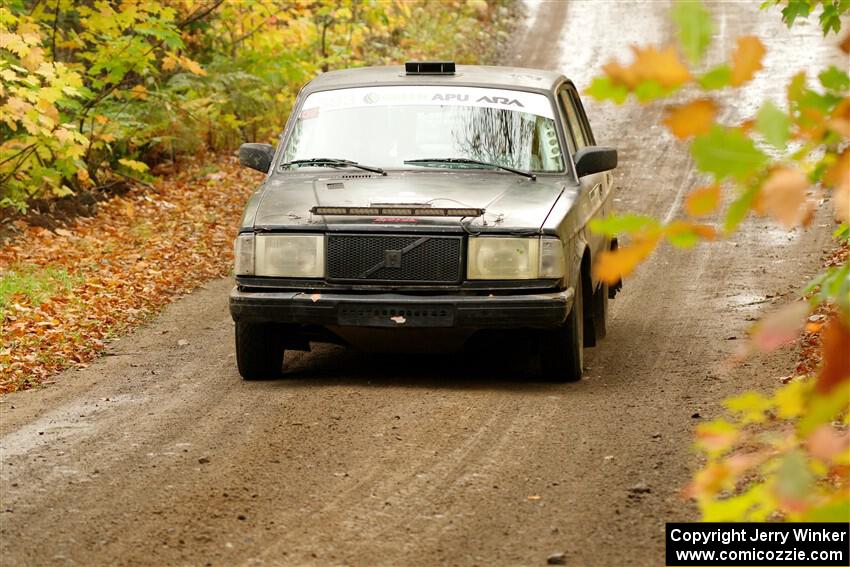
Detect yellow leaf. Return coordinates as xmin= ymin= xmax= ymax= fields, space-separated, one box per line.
xmin=724 ymin=391 xmax=772 ymax=424
xmin=76 ymin=168 xmax=91 ymax=185
xmin=94 ymin=114 xmax=108 ymax=125
xmin=663 ymin=99 xmax=716 ymax=139
xmin=759 ymin=167 xmax=810 ymax=228
xmin=0 ymin=32 xmax=28 ymax=56
xmin=162 ymin=52 xmax=178 ymax=72
xmin=730 ymin=36 xmax=765 ymax=87
xmin=118 ymin=158 xmax=149 ymax=173
xmin=178 ymin=55 xmax=207 ymax=76
xmin=22 ymin=45 xmax=44 ymax=71
xmin=685 ymin=184 xmax=722 ymax=216
xmin=774 ymin=379 xmax=808 ymax=419
xmin=130 ymin=85 xmax=148 ymax=100
xmin=593 ymin=236 xmax=660 ymax=285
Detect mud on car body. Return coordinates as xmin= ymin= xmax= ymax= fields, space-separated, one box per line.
xmin=230 ymin=61 xmax=619 ymax=382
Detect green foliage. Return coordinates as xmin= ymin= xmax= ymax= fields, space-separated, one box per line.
xmin=587 ymin=0 xmax=850 ymax=522
xmin=762 ymin=0 xmax=850 ymax=35
xmin=588 ymin=213 xmax=660 ymax=237
xmin=0 ymin=0 xmax=514 ymax=212
xmin=671 ymin=0 xmax=713 ymax=63
xmin=755 ymin=101 xmax=792 ymax=148
xmin=584 ymin=76 xmax=628 ymax=104
xmin=698 ymin=65 xmax=732 ymax=90
xmin=818 ymin=65 xmax=850 ymax=92
xmin=691 ymin=126 xmax=769 ymax=181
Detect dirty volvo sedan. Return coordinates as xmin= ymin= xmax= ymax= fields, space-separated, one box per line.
xmin=230 ymin=61 xmax=619 ymax=382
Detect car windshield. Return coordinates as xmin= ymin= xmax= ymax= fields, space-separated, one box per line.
xmin=281 ymin=86 xmax=565 ymax=173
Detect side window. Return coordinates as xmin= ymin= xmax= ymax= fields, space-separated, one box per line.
xmin=569 ymin=90 xmax=595 ymax=146
xmin=558 ymin=87 xmax=587 ymax=151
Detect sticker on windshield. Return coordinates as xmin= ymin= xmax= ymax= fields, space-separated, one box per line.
xmin=303 ymin=86 xmax=555 ymax=119
xmin=299 ymin=107 xmax=319 ymax=120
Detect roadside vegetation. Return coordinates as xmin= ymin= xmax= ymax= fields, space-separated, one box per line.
xmin=0 ymin=0 xmax=517 ymax=391
xmin=586 ymin=0 xmax=848 ymax=523
xmin=0 ymin=0 xmax=514 ymax=215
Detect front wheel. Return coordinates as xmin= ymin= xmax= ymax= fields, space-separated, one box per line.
xmin=590 ymin=280 xmax=608 ymax=343
xmin=235 ymin=322 xmax=285 ymax=380
xmin=539 ymin=275 xmax=584 ymax=382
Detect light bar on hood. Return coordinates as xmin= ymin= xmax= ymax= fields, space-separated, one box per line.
xmin=311 ymin=206 xmax=484 ymax=217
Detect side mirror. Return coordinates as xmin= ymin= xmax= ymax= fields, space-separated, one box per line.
xmin=239 ymin=143 xmax=274 ymax=173
xmin=574 ymin=146 xmax=617 ymax=177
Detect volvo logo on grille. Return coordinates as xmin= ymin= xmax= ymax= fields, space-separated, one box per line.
xmin=385 ymin=250 xmax=402 ymax=268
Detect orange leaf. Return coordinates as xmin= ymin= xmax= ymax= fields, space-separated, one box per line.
xmin=663 ymin=99 xmax=716 ymax=140
xmin=759 ymin=167 xmax=810 ymax=228
xmin=817 ymin=316 xmax=850 ymax=394
xmin=840 ymin=32 xmax=850 ymax=54
xmin=685 ymin=184 xmax=722 ymax=217
xmin=828 ymin=98 xmax=850 ymax=137
xmin=824 ymin=148 xmax=849 ymax=191
xmin=602 ymin=60 xmax=639 ymax=89
xmin=604 ymin=45 xmax=691 ymax=89
xmin=730 ymin=36 xmax=765 ymax=87
xmin=633 ymin=45 xmax=692 ymax=88
xmin=750 ymin=301 xmax=809 ymax=352
xmin=593 ymin=236 xmax=660 ymax=285
xmin=807 ymin=425 xmax=849 ymax=462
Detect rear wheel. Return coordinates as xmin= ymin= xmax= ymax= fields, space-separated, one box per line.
xmin=539 ymin=275 xmax=584 ymax=382
xmin=235 ymin=322 xmax=285 ymax=380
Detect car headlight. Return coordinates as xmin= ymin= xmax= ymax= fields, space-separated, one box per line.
xmin=467 ymin=236 xmax=565 ymax=280
xmin=234 ymin=233 xmax=325 ymax=277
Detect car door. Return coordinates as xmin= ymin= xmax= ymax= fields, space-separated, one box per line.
xmin=557 ymin=84 xmax=609 ymax=269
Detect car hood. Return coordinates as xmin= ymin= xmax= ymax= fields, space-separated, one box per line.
xmin=250 ymin=171 xmax=576 ymax=232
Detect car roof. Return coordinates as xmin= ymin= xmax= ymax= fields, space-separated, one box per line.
xmin=301 ymin=64 xmax=571 ymax=96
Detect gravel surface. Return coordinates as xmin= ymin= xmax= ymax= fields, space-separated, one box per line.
xmin=0 ymin=2 xmax=843 ymax=566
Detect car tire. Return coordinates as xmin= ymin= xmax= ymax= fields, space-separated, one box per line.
xmin=539 ymin=275 xmax=584 ymax=382
xmin=591 ymin=280 xmax=608 ymax=343
xmin=235 ymin=322 xmax=285 ymax=380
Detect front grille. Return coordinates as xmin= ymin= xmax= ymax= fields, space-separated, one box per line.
xmin=327 ymin=234 xmax=463 ymax=283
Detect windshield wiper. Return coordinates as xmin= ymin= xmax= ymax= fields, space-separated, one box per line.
xmin=280 ymin=158 xmax=386 ymax=176
xmin=404 ymin=158 xmax=536 ymax=181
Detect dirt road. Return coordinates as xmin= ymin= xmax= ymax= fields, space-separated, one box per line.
xmin=1 ymin=2 xmax=843 ymax=566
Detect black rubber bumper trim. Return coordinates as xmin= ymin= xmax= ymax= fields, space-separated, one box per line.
xmin=229 ymin=288 xmax=573 ymax=329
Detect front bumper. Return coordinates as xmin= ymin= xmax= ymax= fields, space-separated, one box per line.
xmin=229 ymin=287 xmax=573 ymax=329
